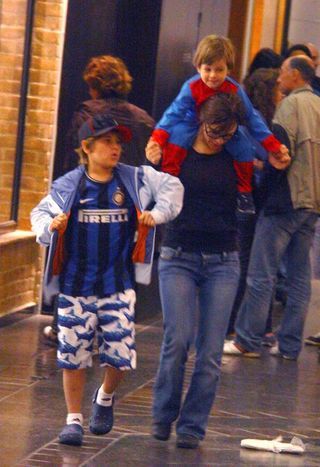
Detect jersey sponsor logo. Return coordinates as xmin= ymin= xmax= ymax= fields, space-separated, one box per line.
xmin=112 ymin=187 xmax=125 ymax=206
xmin=79 ymin=198 xmax=95 ymax=204
xmin=78 ymin=208 xmax=129 ymax=223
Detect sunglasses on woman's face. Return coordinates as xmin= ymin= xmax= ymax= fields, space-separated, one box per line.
xmin=204 ymin=124 xmax=238 ymax=141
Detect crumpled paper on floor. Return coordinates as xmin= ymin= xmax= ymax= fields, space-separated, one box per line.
xmin=240 ymin=435 xmax=305 ymax=454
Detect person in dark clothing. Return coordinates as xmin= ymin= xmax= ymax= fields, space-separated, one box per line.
xmin=147 ymin=93 xmax=288 ymax=449
xmin=246 ymin=47 xmax=283 ymax=77
xmin=227 ymin=68 xmax=283 ymax=341
xmin=43 ymin=55 xmax=155 ymax=345
xmin=283 ymin=43 xmax=312 ymax=60
xmin=64 ymin=55 xmax=155 ymax=171
xmin=148 ymin=93 xmax=243 ymax=449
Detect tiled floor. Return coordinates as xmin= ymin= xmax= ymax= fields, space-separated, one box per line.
xmin=1 ymin=281 xmax=320 ymax=466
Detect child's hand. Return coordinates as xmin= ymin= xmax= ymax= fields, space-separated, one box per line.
xmin=268 ymin=152 xmax=291 ymax=170
xmin=146 ymin=139 xmax=162 ymax=165
xmin=273 ymin=144 xmax=289 ymax=160
xmin=49 ymin=213 xmax=68 ymax=232
xmin=139 ymin=211 xmax=156 ymax=227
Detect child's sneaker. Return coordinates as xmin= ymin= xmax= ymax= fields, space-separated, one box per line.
xmin=59 ymin=423 xmax=84 ymax=446
xmin=89 ymin=389 xmax=114 ymax=435
xmin=237 ymin=192 xmax=256 ymax=214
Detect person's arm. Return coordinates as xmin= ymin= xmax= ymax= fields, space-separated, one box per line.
xmin=265 ymin=123 xmax=292 ymax=172
xmin=151 ymin=77 xmax=197 ymax=148
xmin=236 ymin=84 xmax=287 ymax=156
xmin=30 ymin=194 xmax=63 ymax=245
xmin=139 ymin=166 xmax=184 ymax=224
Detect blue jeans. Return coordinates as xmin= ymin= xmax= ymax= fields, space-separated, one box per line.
xmin=311 ymin=217 xmax=320 ymax=279
xmin=153 ymin=247 xmax=240 ymax=439
xmin=228 ymin=212 xmax=257 ymax=334
xmin=235 ymin=210 xmax=318 ymax=358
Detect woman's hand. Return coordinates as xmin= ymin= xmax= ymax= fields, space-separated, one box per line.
xmin=139 ymin=211 xmax=156 ymax=227
xmin=146 ymin=139 xmax=162 ymax=165
xmin=253 ymin=159 xmax=264 ymax=171
xmin=49 ymin=213 xmax=68 ymax=232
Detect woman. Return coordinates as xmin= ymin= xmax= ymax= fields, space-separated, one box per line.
xmin=243 ymin=68 xmax=282 ymax=128
xmin=147 ymin=93 xmax=244 ymax=449
xmin=226 ymin=68 xmax=283 ymax=339
xmin=64 ymin=55 xmax=155 ymax=172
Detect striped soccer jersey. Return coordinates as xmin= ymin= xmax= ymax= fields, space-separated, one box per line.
xmin=60 ymin=173 xmax=137 ymax=297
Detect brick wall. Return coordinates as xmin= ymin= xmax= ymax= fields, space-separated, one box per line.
xmin=20 ymin=0 xmax=67 ymax=230
xmin=0 ymin=0 xmax=68 ymax=316
xmin=0 ymin=0 xmax=27 ymax=223
xmin=0 ymin=231 xmax=39 ymax=317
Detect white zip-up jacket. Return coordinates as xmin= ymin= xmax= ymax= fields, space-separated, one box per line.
xmin=31 ymin=163 xmax=183 ymax=293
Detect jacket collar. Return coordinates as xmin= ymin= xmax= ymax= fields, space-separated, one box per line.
xmin=290 ymin=84 xmax=313 ymax=95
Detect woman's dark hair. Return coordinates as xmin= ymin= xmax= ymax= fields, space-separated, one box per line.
xmin=199 ymin=93 xmax=246 ymax=128
xmin=248 ymin=48 xmax=283 ymax=76
xmin=83 ymin=55 xmax=132 ymax=98
xmin=284 ymin=44 xmax=312 ymax=59
xmin=243 ymin=68 xmax=279 ymax=127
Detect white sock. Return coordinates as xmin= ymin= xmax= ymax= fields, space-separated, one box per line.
xmin=66 ymin=413 xmax=83 ymax=426
xmin=97 ymin=386 xmax=114 ymax=407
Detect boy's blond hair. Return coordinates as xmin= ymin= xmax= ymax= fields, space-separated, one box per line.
xmin=76 ymin=137 xmax=95 ymax=166
xmin=193 ymin=35 xmax=235 ymax=70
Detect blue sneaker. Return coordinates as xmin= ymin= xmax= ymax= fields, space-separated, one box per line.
xmin=89 ymin=388 xmax=114 ymax=435
xmin=59 ymin=423 xmax=84 ymax=446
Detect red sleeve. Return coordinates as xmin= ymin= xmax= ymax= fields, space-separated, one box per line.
xmin=151 ymin=128 xmax=170 ymax=148
xmin=261 ymin=134 xmax=281 ymax=153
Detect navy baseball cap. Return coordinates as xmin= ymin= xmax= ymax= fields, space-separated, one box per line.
xmin=78 ymin=114 xmax=132 ymax=143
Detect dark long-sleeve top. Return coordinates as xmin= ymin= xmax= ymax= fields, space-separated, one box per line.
xmin=163 ymin=146 xmax=238 ymax=253
xmin=65 ymin=97 xmax=155 ymax=171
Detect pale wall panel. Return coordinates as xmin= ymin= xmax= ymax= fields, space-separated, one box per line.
xmin=288 ymin=0 xmax=320 ymax=75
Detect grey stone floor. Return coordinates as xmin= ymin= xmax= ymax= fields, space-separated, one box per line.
xmin=0 ymin=281 xmax=320 ymax=466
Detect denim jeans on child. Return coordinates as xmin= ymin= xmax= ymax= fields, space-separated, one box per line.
xmin=235 ymin=209 xmax=318 ymax=358
xmin=153 ymin=247 xmax=240 ymax=439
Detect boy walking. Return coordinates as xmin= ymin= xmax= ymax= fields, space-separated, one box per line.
xmin=31 ymin=114 xmax=183 ymax=446
xmin=149 ymin=34 xmax=288 ymax=212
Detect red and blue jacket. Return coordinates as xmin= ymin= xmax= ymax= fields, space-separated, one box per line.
xmin=152 ymin=74 xmax=281 ymax=181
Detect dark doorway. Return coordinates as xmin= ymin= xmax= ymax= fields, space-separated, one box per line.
xmin=53 ymin=0 xmax=161 ymax=180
